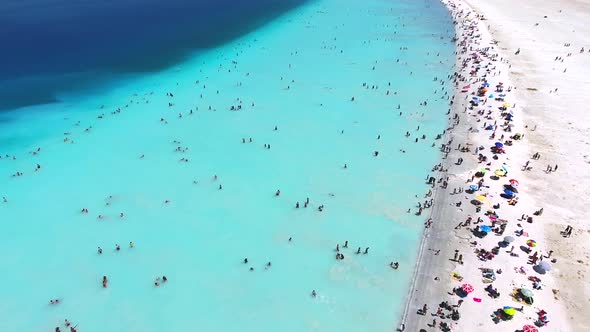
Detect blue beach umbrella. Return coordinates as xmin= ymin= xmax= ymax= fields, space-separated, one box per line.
xmin=489 ymin=94 xmax=495 ymax=98
xmin=502 ymin=165 xmax=509 ymax=173
xmin=469 ymin=184 xmax=479 ymax=191
xmin=472 ymin=96 xmax=479 ymax=101
xmin=499 ymin=93 xmax=506 ymax=97
xmin=504 ymin=189 xmax=515 ymax=196
xmin=483 ymin=82 xmax=490 ymax=87
xmin=495 ymin=142 xmax=504 ymax=147
xmin=480 ymin=225 xmax=492 ymax=233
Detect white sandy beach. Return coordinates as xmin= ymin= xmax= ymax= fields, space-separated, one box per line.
xmin=401 ymin=0 xmax=590 ymax=331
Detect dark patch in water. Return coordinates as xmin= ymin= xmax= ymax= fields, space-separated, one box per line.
xmin=0 ymin=0 xmax=307 ymax=111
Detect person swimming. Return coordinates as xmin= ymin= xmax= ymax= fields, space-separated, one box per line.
xmin=102 ymin=276 xmax=108 ymax=288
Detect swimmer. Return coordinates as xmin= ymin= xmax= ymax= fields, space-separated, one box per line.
xmin=129 ymin=241 xmax=134 ymax=248
xmin=98 ymin=247 xmax=102 ymax=254
xmin=311 ymin=290 xmax=317 ymax=297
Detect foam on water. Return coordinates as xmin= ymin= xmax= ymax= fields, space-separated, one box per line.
xmin=0 ymin=0 xmax=454 ymax=330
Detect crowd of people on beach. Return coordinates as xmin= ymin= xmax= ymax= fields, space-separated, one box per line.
xmin=400 ymin=1 xmax=571 ymax=331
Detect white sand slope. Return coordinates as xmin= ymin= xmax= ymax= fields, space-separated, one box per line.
xmin=463 ymin=0 xmax=590 ymax=330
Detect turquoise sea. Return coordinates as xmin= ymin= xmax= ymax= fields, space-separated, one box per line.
xmin=0 ymin=0 xmax=455 ymax=331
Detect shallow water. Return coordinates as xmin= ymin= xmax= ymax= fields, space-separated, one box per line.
xmin=0 ymin=0 xmax=455 ymax=331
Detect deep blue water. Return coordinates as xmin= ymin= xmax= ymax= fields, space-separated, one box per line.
xmin=0 ymin=0 xmax=306 ymax=111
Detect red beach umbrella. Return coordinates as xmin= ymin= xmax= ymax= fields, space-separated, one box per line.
xmin=523 ymin=325 xmax=538 ymax=332
xmin=509 ymin=179 xmax=519 ymax=186
xmin=461 ymin=284 xmax=474 ymax=294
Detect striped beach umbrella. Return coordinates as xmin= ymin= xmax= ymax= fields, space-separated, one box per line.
xmin=523 ymin=325 xmax=538 ymax=332
xmin=461 ymin=284 xmax=474 ymax=293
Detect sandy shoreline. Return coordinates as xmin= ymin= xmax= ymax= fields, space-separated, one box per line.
xmin=399 ymin=0 xmax=590 ymax=330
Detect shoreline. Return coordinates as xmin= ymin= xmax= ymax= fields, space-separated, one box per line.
xmin=397 ymin=0 xmax=478 ymax=329
xmin=399 ymin=0 xmax=588 ymax=330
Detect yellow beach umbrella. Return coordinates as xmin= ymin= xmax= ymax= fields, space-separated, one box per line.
xmin=495 ymin=170 xmax=506 ymax=176
xmin=503 ymin=307 xmax=516 ymax=316
xmin=502 ymin=102 xmax=510 ymax=108
xmin=476 ymin=195 xmax=487 ymax=202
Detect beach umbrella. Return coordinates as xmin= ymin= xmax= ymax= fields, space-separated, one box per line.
xmin=502 ymin=102 xmax=510 ymax=108
xmin=538 ymin=261 xmax=552 ymax=272
xmin=469 ymin=184 xmax=479 ymax=191
xmin=520 ymin=288 xmax=534 ymax=298
xmin=483 ymin=82 xmax=490 ymax=87
xmin=526 ymin=239 xmax=537 ymax=247
xmin=489 ymin=215 xmax=498 ymax=221
xmin=495 ymin=142 xmax=504 ymax=147
xmin=494 ymin=170 xmax=506 ymax=176
xmin=472 ymin=96 xmax=479 ymax=101
xmin=480 ymin=225 xmax=492 ymax=233
xmin=504 ymin=189 xmax=515 ymax=197
xmin=502 ymin=165 xmax=509 ymax=173
xmin=461 ymin=283 xmax=474 ymax=293
xmin=523 ymin=325 xmax=538 ymax=332
xmin=504 ymin=236 xmax=515 ymax=243
xmin=476 ymin=195 xmax=487 ymax=202
xmin=503 ymin=306 xmax=516 ymax=316
xmin=489 ymin=94 xmax=495 ymax=98
xmin=498 ymin=93 xmax=506 ymax=97
xmin=509 ymin=179 xmax=519 ymax=186
xmin=480 ymin=168 xmax=487 ymax=174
